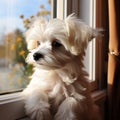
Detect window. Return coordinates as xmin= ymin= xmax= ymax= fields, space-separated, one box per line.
xmin=56 ymin=0 xmax=107 ymax=91
xmin=0 ymin=0 xmax=107 ymax=119
xmin=0 ymin=0 xmax=51 ymax=94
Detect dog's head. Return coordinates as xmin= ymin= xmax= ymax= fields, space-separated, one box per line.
xmin=25 ymin=14 xmax=100 ymax=70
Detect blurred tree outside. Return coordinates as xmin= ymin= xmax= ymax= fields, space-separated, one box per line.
xmin=21 ymin=0 xmax=51 ymax=29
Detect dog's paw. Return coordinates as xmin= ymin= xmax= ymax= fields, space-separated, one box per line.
xmin=54 ymin=97 xmax=78 ymax=120
xmin=25 ymin=100 xmax=52 ymax=120
xmin=29 ymin=108 xmax=52 ymax=120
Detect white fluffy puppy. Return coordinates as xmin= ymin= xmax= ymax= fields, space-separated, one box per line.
xmin=22 ymin=14 xmax=101 ymax=120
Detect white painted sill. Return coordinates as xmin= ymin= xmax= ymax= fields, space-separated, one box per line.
xmin=0 ymin=90 xmax=106 ymax=120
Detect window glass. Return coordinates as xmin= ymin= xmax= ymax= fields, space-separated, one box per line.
xmin=0 ymin=0 xmax=51 ymax=94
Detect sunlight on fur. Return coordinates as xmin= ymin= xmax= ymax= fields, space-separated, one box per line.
xmin=22 ymin=14 xmax=102 ymax=120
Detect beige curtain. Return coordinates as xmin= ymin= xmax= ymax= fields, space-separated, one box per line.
xmin=108 ymin=0 xmax=120 ymax=120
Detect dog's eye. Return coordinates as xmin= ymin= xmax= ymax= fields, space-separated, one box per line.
xmin=52 ymin=40 xmax=62 ymax=48
xmin=37 ymin=41 xmax=40 ymax=46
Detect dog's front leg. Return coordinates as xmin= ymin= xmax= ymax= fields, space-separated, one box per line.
xmin=54 ymin=97 xmax=81 ymax=120
xmin=23 ymin=89 xmax=51 ymax=120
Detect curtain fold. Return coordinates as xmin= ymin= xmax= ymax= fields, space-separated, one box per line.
xmin=108 ymin=0 xmax=120 ymax=120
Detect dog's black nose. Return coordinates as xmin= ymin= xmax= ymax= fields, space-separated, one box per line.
xmin=33 ymin=52 xmax=44 ymax=61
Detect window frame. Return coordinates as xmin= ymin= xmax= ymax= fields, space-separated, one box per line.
xmin=52 ymin=1 xmax=107 ymax=118
xmin=56 ymin=0 xmax=103 ymax=91
xmin=0 ymin=0 xmax=107 ymax=119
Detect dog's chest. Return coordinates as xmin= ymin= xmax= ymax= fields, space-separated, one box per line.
xmin=32 ymin=70 xmax=62 ymax=91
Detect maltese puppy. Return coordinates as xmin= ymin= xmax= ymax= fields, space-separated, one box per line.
xmin=22 ymin=14 xmax=101 ymax=120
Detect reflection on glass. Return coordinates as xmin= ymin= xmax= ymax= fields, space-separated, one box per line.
xmin=0 ymin=0 xmax=51 ymax=94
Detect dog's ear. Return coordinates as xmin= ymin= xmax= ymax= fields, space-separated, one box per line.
xmin=65 ymin=14 xmax=101 ymax=55
xmin=25 ymin=18 xmax=48 ymax=50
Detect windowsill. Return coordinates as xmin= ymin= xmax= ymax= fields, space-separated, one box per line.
xmin=0 ymin=92 xmax=25 ymax=120
xmin=92 ymin=89 xmax=107 ymax=119
xmin=0 ymin=89 xmax=106 ymax=120
xmin=92 ymin=89 xmax=106 ymax=102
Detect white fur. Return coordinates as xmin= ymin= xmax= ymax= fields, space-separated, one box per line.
xmin=22 ymin=14 xmax=101 ymax=120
